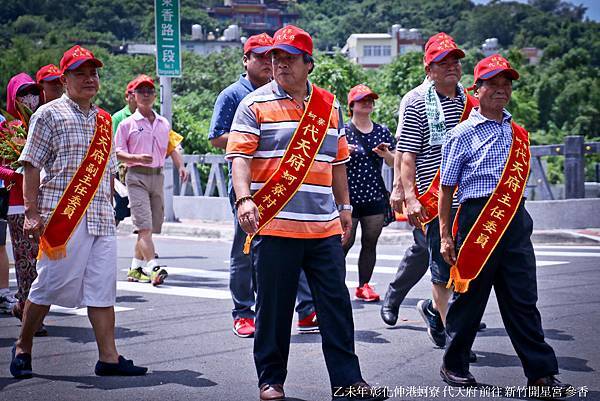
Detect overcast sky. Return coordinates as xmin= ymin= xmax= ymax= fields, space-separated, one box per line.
xmin=472 ymin=0 xmax=599 ymax=21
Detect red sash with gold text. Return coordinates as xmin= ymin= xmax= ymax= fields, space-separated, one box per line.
xmin=242 ymin=84 xmax=335 ymax=254
xmin=447 ymin=122 xmax=530 ymax=293
xmin=38 ymin=108 xmax=112 ymax=260
xmin=418 ymin=92 xmax=479 ymax=224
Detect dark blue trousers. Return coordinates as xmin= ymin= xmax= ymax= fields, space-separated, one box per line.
xmin=444 ymin=198 xmax=559 ymax=380
xmin=228 ymin=191 xmax=314 ymax=320
xmin=252 ymin=235 xmax=363 ymax=389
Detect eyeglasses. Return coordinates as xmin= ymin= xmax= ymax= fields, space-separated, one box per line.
xmin=135 ymin=88 xmax=155 ymax=95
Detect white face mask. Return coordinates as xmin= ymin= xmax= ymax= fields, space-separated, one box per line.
xmin=16 ymin=94 xmax=40 ymax=112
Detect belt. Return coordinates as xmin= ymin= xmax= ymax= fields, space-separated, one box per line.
xmin=128 ymin=166 xmax=163 ymax=175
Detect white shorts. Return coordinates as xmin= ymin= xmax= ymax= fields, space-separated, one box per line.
xmin=28 ymin=217 xmax=117 ymax=308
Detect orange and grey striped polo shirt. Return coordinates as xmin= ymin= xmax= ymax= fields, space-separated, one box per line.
xmin=226 ymin=80 xmax=350 ymax=239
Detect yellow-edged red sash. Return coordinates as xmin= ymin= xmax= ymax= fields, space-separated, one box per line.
xmin=447 ymin=122 xmax=530 ymax=293
xmin=417 ymin=92 xmax=479 ymax=224
xmin=38 ymin=108 xmax=112 ymax=260
xmin=242 ymin=84 xmax=335 ymax=254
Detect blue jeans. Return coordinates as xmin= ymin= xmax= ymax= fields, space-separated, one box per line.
xmin=228 ymin=190 xmax=314 ymax=320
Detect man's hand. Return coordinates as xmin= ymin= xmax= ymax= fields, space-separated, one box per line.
xmin=179 ymin=166 xmax=189 ymax=183
xmin=404 ymin=196 xmax=427 ymax=230
xmin=136 ymin=154 xmax=153 ymax=164
xmin=339 ymin=210 xmax=353 ymax=245
xmin=440 ymin=235 xmax=457 ymax=266
xmin=237 ymin=199 xmax=259 ymax=234
xmin=390 ymin=185 xmax=405 ymax=214
xmin=24 ymin=210 xmax=44 ymax=242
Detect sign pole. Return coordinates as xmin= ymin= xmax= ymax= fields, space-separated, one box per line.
xmin=155 ymin=0 xmax=181 ymax=222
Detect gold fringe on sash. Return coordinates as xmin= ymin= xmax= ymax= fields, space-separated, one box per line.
xmin=37 ymin=237 xmax=67 ymax=261
xmin=447 ymin=265 xmax=471 ymax=294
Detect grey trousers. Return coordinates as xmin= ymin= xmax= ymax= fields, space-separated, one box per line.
xmin=383 ymin=228 xmax=429 ymax=309
xmin=229 ymin=191 xmax=314 ymax=320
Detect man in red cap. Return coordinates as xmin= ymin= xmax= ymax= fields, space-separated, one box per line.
xmin=112 ymin=77 xmax=140 ymax=136
xmin=10 ymin=45 xmax=147 ymax=378
xmin=115 ymin=74 xmax=188 ymax=286
xmin=36 ymin=64 xmax=63 ymax=103
xmin=438 ymin=55 xmax=572 ymax=397
xmin=227 ymin=25 xmax=387 ymax=401
xmin=209 ymin=33 xmax=319 ymax=339
xmin=396 ymin=32 xmax=481 ymax=351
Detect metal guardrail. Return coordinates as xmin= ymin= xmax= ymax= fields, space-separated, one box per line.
xmin=173 ymin=135 xmax=599 ymax=201
xmin=174 ymin=154 xmax=228 ymax=197
xmin=529 ymin=136 xmax=599 ymax=200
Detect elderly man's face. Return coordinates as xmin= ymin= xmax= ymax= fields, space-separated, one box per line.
xmin=476 ymin=73 xmax=513 ymax=112
xmin=271 ymin=49 xmax=311 ymax=89
xmin=427 ymin=54 xmax=462 ymax=87
xmin=62 ymin=61 xmax=100 ymax=102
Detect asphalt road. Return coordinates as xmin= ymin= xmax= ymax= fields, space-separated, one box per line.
xmin=0 ymin=234 xmax=599 ymax=401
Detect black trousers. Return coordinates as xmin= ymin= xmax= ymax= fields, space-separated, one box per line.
xmin=444 ymin=198 xmax=559 ymax=380
xmin=252 ymin=235 xmax=363 ymax=389
xmin=384 ymin=228 xmax=429 ymax=308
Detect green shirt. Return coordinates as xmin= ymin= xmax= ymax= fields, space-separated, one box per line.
xmin=111 ymin=105 xmax=133 ymax=136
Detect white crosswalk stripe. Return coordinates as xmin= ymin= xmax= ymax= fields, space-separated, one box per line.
xmin=7 ymin=247 xmax=597 ymax=303
xmin=49 ymin=305 xmax=134 ymax=316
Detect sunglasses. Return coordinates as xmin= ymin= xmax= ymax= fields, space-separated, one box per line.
xmin=135 ymin=87 xmax=155 ymax=95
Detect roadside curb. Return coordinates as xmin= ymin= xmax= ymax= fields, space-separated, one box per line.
xmin=117 ymin=219 xmax=600 ymax=245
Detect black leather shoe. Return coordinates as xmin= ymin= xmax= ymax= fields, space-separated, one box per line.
xmin=380 ymin=304 xmax=398 ymax=326
xmin=440 ymin=365 xmax=477 ymax=387
xmin=259 ymin=383 xmax=285 ymax=401
xmin=469 ymin=351 xmax=477 ymax=363
xmin=527 ymin=375 xmax=573 ymax=399
xmin=95 ymin=355 xmax=148 ymax=376
xmin=478 ymin=322 xmax=487 ymax=331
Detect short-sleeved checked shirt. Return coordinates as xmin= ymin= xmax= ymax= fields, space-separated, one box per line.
xmin=19 ymin=94 xmax=117 ymax=236
xmin=225 ymin=80 xmax=349 ymax=239
xmin=441 ymin=108 xmax=514 ymax=204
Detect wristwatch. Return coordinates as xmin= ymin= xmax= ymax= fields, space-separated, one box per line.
xmin=337 ymin=204 xmax=353 ymax=213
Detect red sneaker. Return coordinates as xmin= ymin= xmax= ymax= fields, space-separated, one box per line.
xmin=297 ymin=311 xmax=319 ymax=334
xmin=355 ymin=283 xmax=381 ymax=302
xmin=233 ymin=318 xmax=255 ymax=338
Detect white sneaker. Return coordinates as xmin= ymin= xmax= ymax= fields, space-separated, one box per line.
xmin=0 ymin=292 xmax=18 ymax=314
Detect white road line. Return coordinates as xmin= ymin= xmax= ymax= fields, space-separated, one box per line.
xmin=534 ymin=245 xmax=600 ymax=250
xmin=120 ymin=267 xmax=229 ymax=279
xmin=49 ymin=305 xmax=133 ymax=316
xmin=348 ymin=251 xmax=597 ymax=260
xmin=116 ymin=281 xmax=231 ymax=299
xmin=534 ymin=251 xmax=600 ymax=258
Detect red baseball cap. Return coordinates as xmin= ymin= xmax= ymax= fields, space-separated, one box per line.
xmin=130 ymin=74 xmax=155 ymax=91
xmin=347 ymin=84 xmax=378 ymax=108
xmin=244 ymin=33 xmax=273 ymax=54
xmin=36 ymin=64 xmax=61 ymax=83
xmin=473 ymin=54 xmax=520 ymax=85
xmin=60 ymin=45 xmax=103 ymax=73
xmin=271 ymin=25 xmax=313 ymax=56
xmin=424 ymin=32 xmax=465 ymax=66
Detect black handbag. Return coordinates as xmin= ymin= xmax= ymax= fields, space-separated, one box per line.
xmin=0 ymin=186 xmax=10 ymax=221
xmin=348 ymin=123 xmax=396 ymax=227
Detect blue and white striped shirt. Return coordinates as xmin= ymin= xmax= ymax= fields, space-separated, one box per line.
xmin=441 ymin=108 xmax=515 ymax=204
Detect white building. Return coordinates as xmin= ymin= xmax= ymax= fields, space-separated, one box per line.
xmin=342 ymin=25 xmax=424 ymax=68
